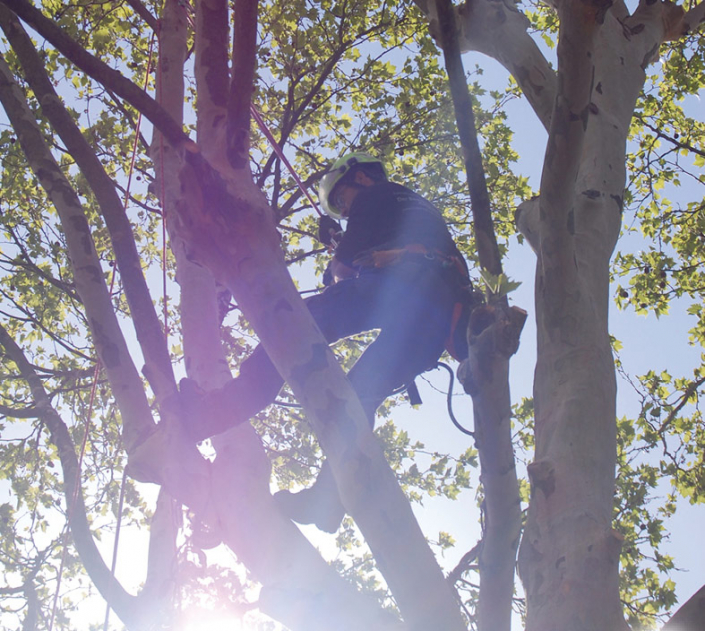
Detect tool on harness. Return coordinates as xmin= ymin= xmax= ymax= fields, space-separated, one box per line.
xmin=406 ymin=380 xmax=423 ymax=406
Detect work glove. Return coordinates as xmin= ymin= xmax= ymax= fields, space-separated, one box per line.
xmin=317 ymin=215 xmax=343 ymax=248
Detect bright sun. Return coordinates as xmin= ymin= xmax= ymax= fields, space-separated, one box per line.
xmin=181 ymin=611 xmax=251 ymax=631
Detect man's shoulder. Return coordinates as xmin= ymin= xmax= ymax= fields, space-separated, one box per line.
xmin=360 ymin=181 xmax=435 ymax=207
xmin=348 ymin=181 xmax=442 ymax=223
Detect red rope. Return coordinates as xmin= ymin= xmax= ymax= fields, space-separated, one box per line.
xmin=100 ymin=33 xmax=157 ymax=631
xmin=173 ymin=2 xmax=322 ymax=217
xmin=249 ymin=106 xmax=323 ymax=216
xmin=154 ymin=20 xmax=170 ymax=342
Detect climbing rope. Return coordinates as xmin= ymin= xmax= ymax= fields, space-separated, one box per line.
xmin=249 ymin=106 xmax=324 ymax=216
xmin=100 ymin=30 xmax=158 ymax=631
xmin=433 ymin=362 xmax=474 ymax=437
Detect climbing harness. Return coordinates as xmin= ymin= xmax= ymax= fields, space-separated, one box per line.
xmin=351 ymin=242 xmax=478 ymax=362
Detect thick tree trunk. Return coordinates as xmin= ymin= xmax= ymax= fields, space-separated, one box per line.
xmin=517 ymin=7 xmax=671 ymax=630
xmin=143 ymin=3 xmax=407 ymax=630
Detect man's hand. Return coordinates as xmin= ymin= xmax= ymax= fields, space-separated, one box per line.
xmin=322 ymin=257 xmax=357 ymax=286
xmin=317 ymin=215 xmax=343 ymax=247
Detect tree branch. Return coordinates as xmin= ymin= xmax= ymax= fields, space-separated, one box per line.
xmin=662 ymin=583 xmax=705 ymax=631
xmin=227 ymin=0 xmax=259 ymax=169
xmin=0 ymin=403 xmax=38 ymax=418
xmin=434 ymin=0 xmax=503 ymax=277
xmin=0 ymin=0 xmax=190 ymax=149
xmin=681 ymin=1 xmax=705 ymax=38
xmin=432 ymin=4 xmax=526 ymax=629
xmin=123 ymin=0 xmax=158 ymax=32
xmin=0 ymin=322 xmax=142 ymax=628
xmin=4 ymin=225 xmax=80 ymax=301
xmin=0 ymin=5 xmax=176 ymax=399
xmin=416 ymin=0 xmax=556 ymax=131
xmin=446 ymin=541 xmax=482 ymax=585
xmin=0 ymin=53 xmax=155 ymax=450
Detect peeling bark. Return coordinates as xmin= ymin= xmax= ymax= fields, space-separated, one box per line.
xmin=517 ymin=5 xmax=672 ymax=631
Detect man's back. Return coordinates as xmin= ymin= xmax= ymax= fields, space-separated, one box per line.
xmin=333 ymin=181 xmax=463 ymax=270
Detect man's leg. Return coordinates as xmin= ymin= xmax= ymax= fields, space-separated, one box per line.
xmin=182 ymin=278 xmax=377 ymax=441
xmin=276 ymin=265 xmax=457 ymax=531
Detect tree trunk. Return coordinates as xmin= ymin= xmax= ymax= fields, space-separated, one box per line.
xmin=517 ymin=6 xmax=672 ymax=630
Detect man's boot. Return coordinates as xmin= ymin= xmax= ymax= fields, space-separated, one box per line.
xmin=274 ymin=461 xmax=345 ymax=533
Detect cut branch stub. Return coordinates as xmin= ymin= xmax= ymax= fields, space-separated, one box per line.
xmin=457 ymin=304 xmax=527 ymax=395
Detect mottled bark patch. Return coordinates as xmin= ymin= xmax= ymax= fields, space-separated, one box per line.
xmin=68 ymin=215 xmax=93 ymax=256
xmin=515 ymin=65 xmax=545 ymax=94
xmin=318 ymin=389 xmax=357 ymax=443
xmin=528 ymin=460 xmax=556 ymax=498
xmin=90 ymin=318 xmax=120 ymax=368
xmin=273 ymin=299 xmax=293 ymax=314
xmin=78 ymin=264 xmax=104 ymax=285
xmin=289 ymin=343 xmax=329 ymax=392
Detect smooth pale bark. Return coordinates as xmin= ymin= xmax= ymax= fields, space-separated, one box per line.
xmin=0 ymin=54 xmax=154 ymax=451
xmin=422 ymin=0 xmax=705 ymax=629
xmin=517 ymin=6 xmax=672 ymax=631
xmin=148 ymin=5 xmax=406 ymax=629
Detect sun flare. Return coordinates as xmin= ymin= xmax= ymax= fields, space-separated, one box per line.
xmin=181 ymin=611 xmax=251 ymax=631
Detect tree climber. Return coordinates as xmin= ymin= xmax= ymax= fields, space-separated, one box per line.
xmin=180 ymin=152 xmax=473 ymax=532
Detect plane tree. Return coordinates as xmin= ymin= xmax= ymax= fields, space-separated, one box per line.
xmin=0 ymin=0 xmax=703 ymax=630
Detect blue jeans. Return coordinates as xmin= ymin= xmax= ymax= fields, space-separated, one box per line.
xmin=198 ymin=260 xmax=458 ymax=436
